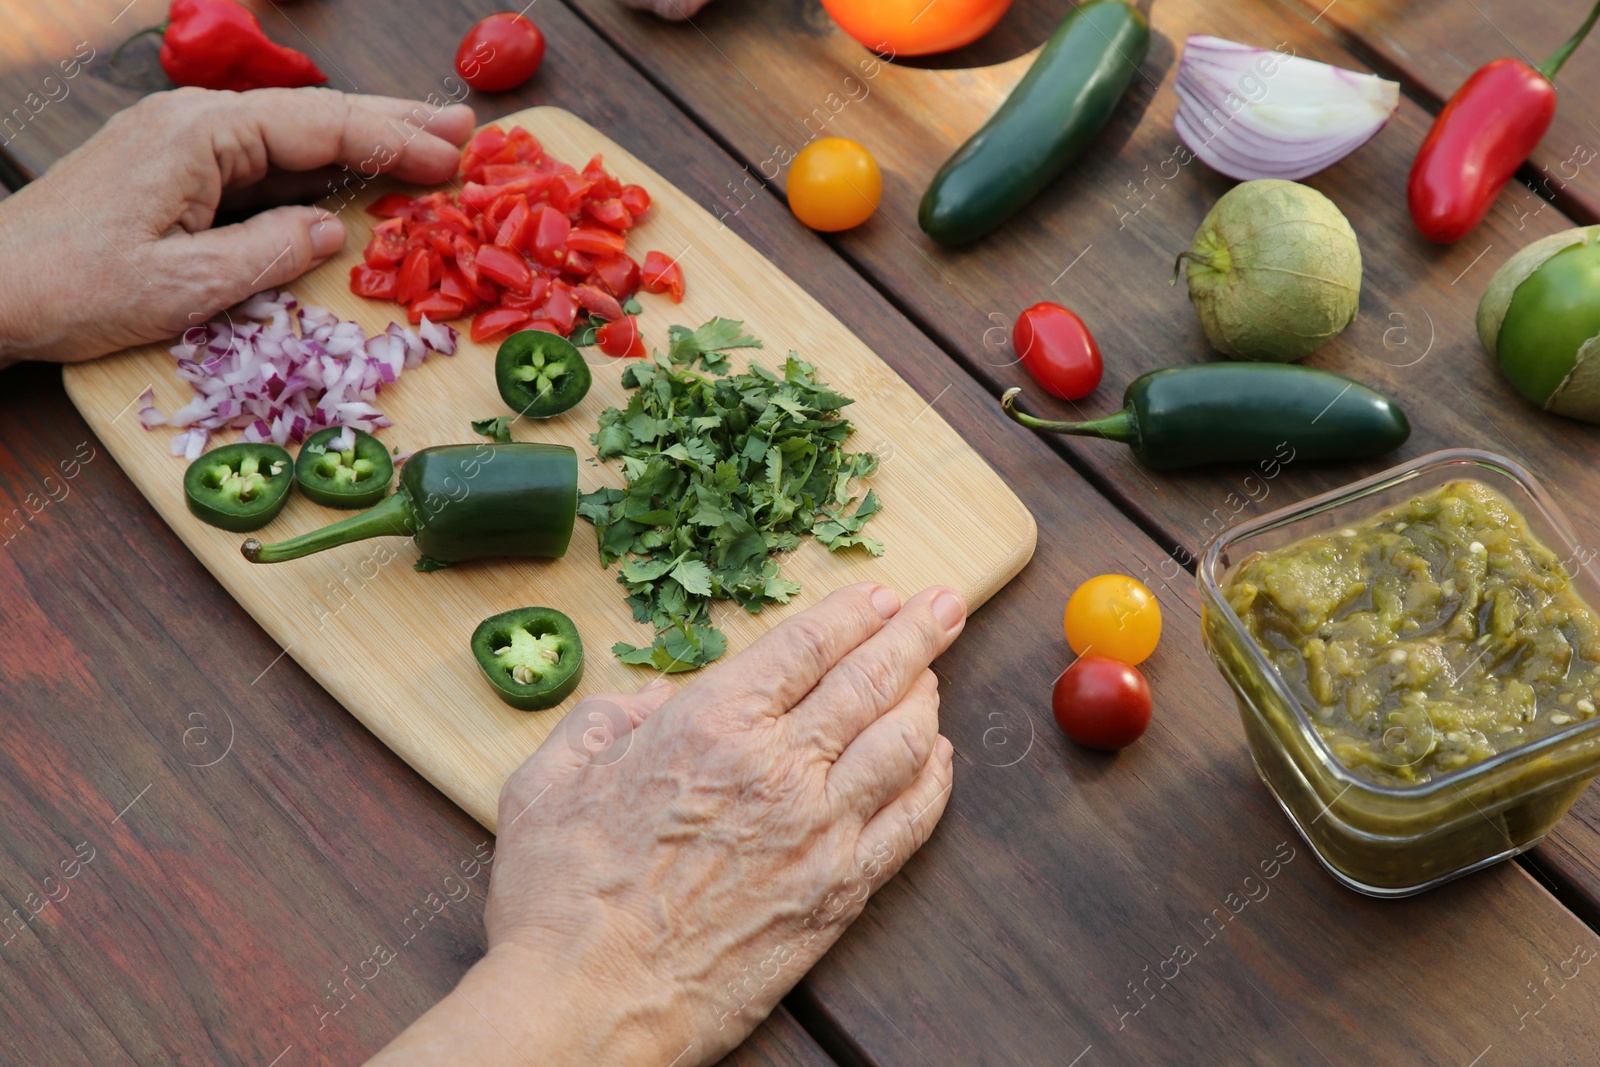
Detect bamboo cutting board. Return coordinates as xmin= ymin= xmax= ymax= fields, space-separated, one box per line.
xmin=62 ymin=107 xmax=1036 ymax=829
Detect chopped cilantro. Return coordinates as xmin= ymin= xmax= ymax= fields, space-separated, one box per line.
xmin=472 ymin=416 xmax=515 ymax=443
xmin=580 ymin=319 xmax=882 ymax=671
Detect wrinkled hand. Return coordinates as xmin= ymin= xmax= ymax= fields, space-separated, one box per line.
xmin=0 ymin=87 xmax=474 ymax=366
xmin=371 ymin=583 xmax=966 ymax=1066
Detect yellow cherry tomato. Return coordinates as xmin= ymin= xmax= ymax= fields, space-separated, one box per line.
xmin=787 ymin=137 xmax=882 ymax=232
xmin=1063 ymin=574 xmax=1162 ymax=665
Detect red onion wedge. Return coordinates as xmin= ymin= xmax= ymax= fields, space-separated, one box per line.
xmin=142 ymin=291 xmax=458 ymax=457
xmin=1175 ymin=36 xmax=1399 ymax=182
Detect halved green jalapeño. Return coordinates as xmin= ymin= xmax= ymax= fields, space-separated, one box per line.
xmin=496 ymin=330 xmax=592 ymax=419
xmin=471 ymin=606 xmax=584 ymax=710
xmin=295 ymin=426 xmax=395 ymax=509
xmin=184 ymin=442 xmax=294 ymax=532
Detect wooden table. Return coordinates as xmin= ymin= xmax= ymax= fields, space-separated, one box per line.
xmin=6 ymin=0 xmax=1600 ymax=1062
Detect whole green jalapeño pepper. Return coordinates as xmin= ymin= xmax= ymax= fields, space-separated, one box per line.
xmin=1001 ymin=363 xmax=1410 ymax=469
xmin=497 ymin=330 xmax=592 ymax=419
xmin=184 ymin=442 xmax=294 ymax=532
xmin=919 ymin=0 xmax=1150 ymax=246
xmin=241 ymin=442 xmax=578 ymax=570
xmin=294 ymin=426 xmax=395 ymax=509
xmin=471 ymin=606 xmax=584 ymax=710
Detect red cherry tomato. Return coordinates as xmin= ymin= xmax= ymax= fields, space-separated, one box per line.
xmin=455 ymin=13 xmax=546 ymax=93
xmin=1014 ymin=302 xmax=1102 ymax=401
xmin=596 ymin=315 xmax=645 ymax=358
xmin=1051 ymin=655 xmax=1152 ymax=751
xmin=641 ymin=250 xmax=685 ymax=303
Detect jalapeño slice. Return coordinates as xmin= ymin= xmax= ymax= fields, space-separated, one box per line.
xmin=295 ymin=427 xmax=395 ymax=509
xmin=495 ymin=330 xmax=592 ymax=419
xmin=471 ymin=606 xmax=585 ymax=711
xmin=184 ymin=442 xmax=294 ymax=532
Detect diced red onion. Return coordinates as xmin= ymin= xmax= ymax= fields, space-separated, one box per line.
xmin=418 ymin=315 xmax=459 ymax=356
xmin=136 ymin=387 xmax=167 ymax=428
xmin=1174 ymin=36 xmax=1399 ymax=182
xmin=140 ymin=289 xmax=451 ymax=457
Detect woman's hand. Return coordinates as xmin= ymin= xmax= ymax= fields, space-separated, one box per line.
xmin=370 ymin=582 xmax=967 ymax=1067
xmin=0 ymin=87 xmax=474 ymax=367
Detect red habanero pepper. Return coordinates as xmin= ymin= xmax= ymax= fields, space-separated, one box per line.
xmin=115 ymin=0 xmax=327 ymax=92
xmin=1408 ymin=0 xmax=1600 ymax=243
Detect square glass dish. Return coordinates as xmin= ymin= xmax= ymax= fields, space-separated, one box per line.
xmin=1199 ymin=448 xmax=1600 ymax=896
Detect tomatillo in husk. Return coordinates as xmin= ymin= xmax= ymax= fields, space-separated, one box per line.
xmin=471 ymin=606 xmax=584 ymax=711
xmin=1478 ymin=225 xmax=1600 ymax=420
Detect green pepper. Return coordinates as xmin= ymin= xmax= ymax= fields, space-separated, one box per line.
xmin=471 ymin=606 xmax=584 ymax=710
xmin=1000 ymin=363 xmax=1411 ymax=469
xmin=496 ymin=330 xmax=592 ymax=419
xmin=184 ymin=442 xmax=294 ymax=532
xmin=241 ymin=442 xmax=578 ymax=570
xmin=919 ymin=0 xmax=1149 ymax=246
xmin=294 ymin=427 xmax=395 ymax=509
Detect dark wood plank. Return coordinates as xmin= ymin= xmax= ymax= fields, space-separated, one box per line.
xmin=1294 ymin=0 xmax=1600 ymax=227
xmin=5 ymin=0 xmax=1600 ymax=1064
xmin=566 ymin=0 xmax=1600 ymax=937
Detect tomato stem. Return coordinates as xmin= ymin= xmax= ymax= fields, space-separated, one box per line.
xmin=1540 ymin=0 xmax=1600 ymax=79
xmin=999 ymin=388 xmax=1137 ymax=443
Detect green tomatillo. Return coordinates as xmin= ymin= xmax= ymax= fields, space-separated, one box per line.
xmin=1478 ymin=225 xmax=1600 ymax=421
xmin=1176 ymin=179 xmax=1362 ymax=362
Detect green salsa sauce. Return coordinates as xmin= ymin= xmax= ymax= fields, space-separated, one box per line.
xmin=1223 ymin=480 xmax=1600 ymax=786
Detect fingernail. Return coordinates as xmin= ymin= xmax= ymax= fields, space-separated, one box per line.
xmin=870 ymin=585 xmax=900 ymax=618
xmin=309 ymin=217 xmax=345 ymax=258
xmin=937 ymin=735 xmax=954 ymax=765
xmin=932 ymin=591 xmax=966 ymax=631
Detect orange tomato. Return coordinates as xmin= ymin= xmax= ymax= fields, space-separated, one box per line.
xmin=786 ymin=138 xmax=882 ymax=232
xmin=820 ymin=0 xmax=1013 ymax=56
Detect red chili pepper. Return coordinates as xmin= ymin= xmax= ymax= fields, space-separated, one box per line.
xmin=114 ymin=0 xmax=327 ymax=93
xmin=1408 ymin=0 xmax=1600 ymax=243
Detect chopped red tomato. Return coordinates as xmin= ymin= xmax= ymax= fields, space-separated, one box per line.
xmin=591 ymin=253 xmax=641 ymax=299
xmin=350 ymin=264 xmax=398 ymax=299
xmin=529 ymin=205 xmax=570 ymax=268
xmin=569 ymin=227 xmax=627 ymax=256
xmin=584 ymin=198 xmax=633 ymax=231
xmin=495 ymin=197 xmax=534 ymax=252
xmin=641 ymin=251 xmax=685 ymax=303
xmin=350 ymin=125 xmax=683 ymax=348
xmin=619 ymin=184 xmax=651 ymax=219
xmin=367 ymin=193 xmax=415 ymax=219
xmin=477 ymin=245 xmax=533 ymax=294
xmin=596 ymin=315 xmax=645 ymax=358
xmin=471 ymin=307 xmax=531 ymax=343
xmin=540 ymin=279 xmax=578 ymax=334
xmin=397 ymin=248 xmax=437 ymax=304
xmin=408 ymin=292 xmax=466 ymax=324
xmin=364 ymin=217 xmax=408 ymax=267
xmin=573 ymin=283 xmax=625 ymax=325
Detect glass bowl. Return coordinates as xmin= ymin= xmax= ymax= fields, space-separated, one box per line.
xmin=1198 ymin=448 xmax=1600 ymax=897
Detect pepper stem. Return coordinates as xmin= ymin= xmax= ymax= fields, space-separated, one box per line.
xmin=242 ymin=490 xmax=415 ymax=563
xmin=109 ymin=23 xmax=168 ymax=68
xmin=999 ymin=388 xmax=1139 ymax=444
xmin=1541 ymin=0 xmax=1600 ymax=79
